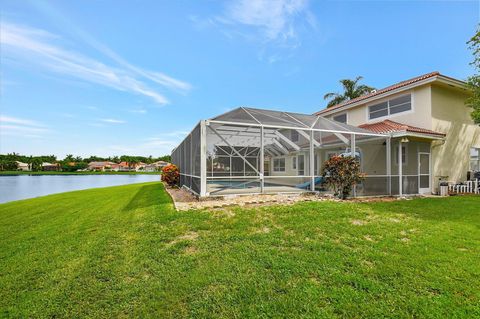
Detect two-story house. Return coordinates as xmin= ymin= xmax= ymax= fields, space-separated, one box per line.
xmin=315 ymin=71 xmax=480 ymax=194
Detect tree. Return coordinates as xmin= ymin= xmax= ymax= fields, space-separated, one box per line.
xmin=324 ymin=76 xmax=375 ymax=108
xmin=466 ymin=26 xmax=480 ymax=124
xmin=321 ymin=155 xmax=364 ymax=199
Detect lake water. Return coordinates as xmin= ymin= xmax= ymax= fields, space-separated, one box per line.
xmin=0 ymin=175 xmax=161 ymax=204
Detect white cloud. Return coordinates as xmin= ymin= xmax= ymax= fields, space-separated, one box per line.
xmin=130 ymin=108 xmax=147 ymax=114
xmin=0 ymin=22 xmax=191 ymax=105
xmin=224 ymin=0 xmax=311 ymax=42
xmin=0 ymin=115 xmax=46 ymax=128
xmin=100 ymin=118 xmax=126 ymax=124
xmin=0 ymin=115 xmax=50 ymax=138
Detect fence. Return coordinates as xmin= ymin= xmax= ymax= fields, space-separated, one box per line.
xmin=448 ymin=179 xmax=479 ymax=194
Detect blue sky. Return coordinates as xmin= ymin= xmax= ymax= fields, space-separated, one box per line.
xmin=1 ymin=0 xmax=478 ymax=157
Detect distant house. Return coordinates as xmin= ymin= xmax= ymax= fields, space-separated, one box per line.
xmin=15 ymin=161 xmax=30 ymax=171
xmin=117 ymin=162 xmax=131 ymax=171
xmin=42 ymin=162 xmax=60 ymax=171
xmin=144 ymin=161 xmax=170 ymax=172
xmin=87 ymin=161 xmax=116 ymax=171
xmin=115 ymin=161 xmax=150 ymax=171
xmin=109 ymin=163 xmax=121 ymax=171
xmin=135 ymin=162 xmax=147 ymax=171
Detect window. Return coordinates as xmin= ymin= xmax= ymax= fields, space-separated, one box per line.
xmin=273 ymin=158 xmax=286 ymax=172
xmin=298 ymin=155 xmax=305 ymax=175
xmin=395 ymin=145 xmax=407 ymax=165
xmin=369 ymin=94 xmax=411 ymax=120
xmin=292 ymin=156 xmax=297 ymax=169
xmin=333 ymin=113 xmax=347 ymax=123
xmin=470 ymin=147 xmax=480 ymax=171
xmin=291 ymin=130 xmax=299 ymax=142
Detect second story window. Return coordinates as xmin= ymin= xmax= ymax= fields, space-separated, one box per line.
xmin=369 ymin=94 xmax=412 ymax=120
xmin=333 ymin=113 xmax=347 ymax=123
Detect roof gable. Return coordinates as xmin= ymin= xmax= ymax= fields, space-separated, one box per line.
xmin=315 ymin=72 xmax=466 ymax=116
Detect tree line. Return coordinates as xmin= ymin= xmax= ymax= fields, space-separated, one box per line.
xmin=0 ymin=153 xmax=171 ymax=172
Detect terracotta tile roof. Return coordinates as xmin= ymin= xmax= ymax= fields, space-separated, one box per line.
xmin=359 ymin=120 xmax=446 ymax=137
xmin=315 ymin=71 xmax=441 ymax=115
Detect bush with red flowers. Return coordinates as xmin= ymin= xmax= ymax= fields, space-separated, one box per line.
xmin=321 ymin=155 xmax=364 ymax=199
xmin=161 ymin=164 xmax=179 ymax=186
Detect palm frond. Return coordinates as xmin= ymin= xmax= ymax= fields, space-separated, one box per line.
xmin=323 ymin=92 xmax=339 ymax=100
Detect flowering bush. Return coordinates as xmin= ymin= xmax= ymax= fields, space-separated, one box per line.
xmin=321 ymin=155 xmax=364 ymax=199
xmin=161 ymin=164 xmax=179 ymax=186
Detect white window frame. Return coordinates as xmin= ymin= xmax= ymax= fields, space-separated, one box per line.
xmin=292 ymin=156 xmax=297 ymax=170
xmin=366 ymin=93 xmax=414 ymax=122
xmin=395 ymin=144 xmax=408 ymax=166
xmin=470 ymin=147 xmax=480 ymax=171
xmin=273 ymin=158 xmax=286 ymax=172
xmin=332 ymin=112 xmax=348 ymax=124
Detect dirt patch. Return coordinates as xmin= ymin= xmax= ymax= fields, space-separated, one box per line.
xmin=164 ymin=182 xmax=440 ymax=211
xmin=183 ymin=246 xmax=198 ymax=255
xmin=253 ymin=226 xmax=271 ymax=234
xmin=167 ymin=231 xmax=199 ymax=247
xmin=351 ymin=219 xmax=366 ymax=226
xmin=164 ymin=183 xmax=338 ymax=211
xmin=164 ymin=185 xmax=198 ymax=204
xmin=363 ymin=235 xmax=375 ymax=242
xmin=177 ymin=231 xmax=199 ymax=241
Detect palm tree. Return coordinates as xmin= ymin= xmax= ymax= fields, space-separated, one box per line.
xmin=324 ymin=76 xmax=375 ymax=108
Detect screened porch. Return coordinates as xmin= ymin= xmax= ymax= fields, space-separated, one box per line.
xmin=171 ymin=107 xmax=409 ymax=197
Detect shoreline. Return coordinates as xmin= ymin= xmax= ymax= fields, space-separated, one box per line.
xmin=0 ymin=171 xmax=160 ymax=176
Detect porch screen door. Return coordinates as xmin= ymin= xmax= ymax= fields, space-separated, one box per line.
xmin=418 ymin=153 xmax=431 ymax=194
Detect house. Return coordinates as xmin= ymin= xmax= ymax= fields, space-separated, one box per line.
xmin=171 ymin=72 xmax=478 ymax=197
xmin=144 ymin=161 xmax=170 ymax=172
xmin=87 ymin=161 xmax=116 ymax=171
xmin=15 ymin=161 xmax=30 ymax=171
xmin=315 ymin=71 xmax=479 ymax=194
xmin=117 ymin=162 xmax=130 ymax=171
xmin=42 ymin=162 xmax=60 ymax=171
xmin=135 ymin=162 xmax=147 ymax=171
xmin=114 ymin=161 xmax=148 ymax=171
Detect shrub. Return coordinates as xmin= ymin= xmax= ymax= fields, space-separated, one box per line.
xmin=161 ymin=164 xmax=179 ymax=186
xmin=321 ymin=155 xmax=364 ymax=199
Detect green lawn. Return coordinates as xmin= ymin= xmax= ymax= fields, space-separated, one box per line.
xmin=0 ymin=182 xmax=479 ymax=318
xmin=0 ymin=170 xmax=160 ymax=175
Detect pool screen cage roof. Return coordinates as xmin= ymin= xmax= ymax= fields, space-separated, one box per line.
xmin=171 ymin=107 xmax=391 ymax=197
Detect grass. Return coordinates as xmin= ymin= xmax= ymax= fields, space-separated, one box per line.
xmin=0 ymin=170 xmax=159 ymax=175
xmin=0 ymin=182 xmax=479 ymax=318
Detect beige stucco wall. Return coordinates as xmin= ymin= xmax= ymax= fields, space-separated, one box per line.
xmin=331 ymin=85 xmax=432 ymax=129
xmin=431 ymin=84 xmax=480 ymax=187
xmin=325 ymin=81 xmax=479 ymax=192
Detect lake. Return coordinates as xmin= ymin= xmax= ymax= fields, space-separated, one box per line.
xmin=0 ymin=175 xmax=161 ymax=204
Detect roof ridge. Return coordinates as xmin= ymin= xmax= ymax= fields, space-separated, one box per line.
xmin=315 ymin=71 xmax=443 ymax=115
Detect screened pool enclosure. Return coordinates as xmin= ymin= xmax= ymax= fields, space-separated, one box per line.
xmin=171 ymin=107 xmax=410 ymax=197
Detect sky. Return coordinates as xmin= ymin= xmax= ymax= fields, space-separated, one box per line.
xmin=1 ymin=0 xmax=479 ymax=158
